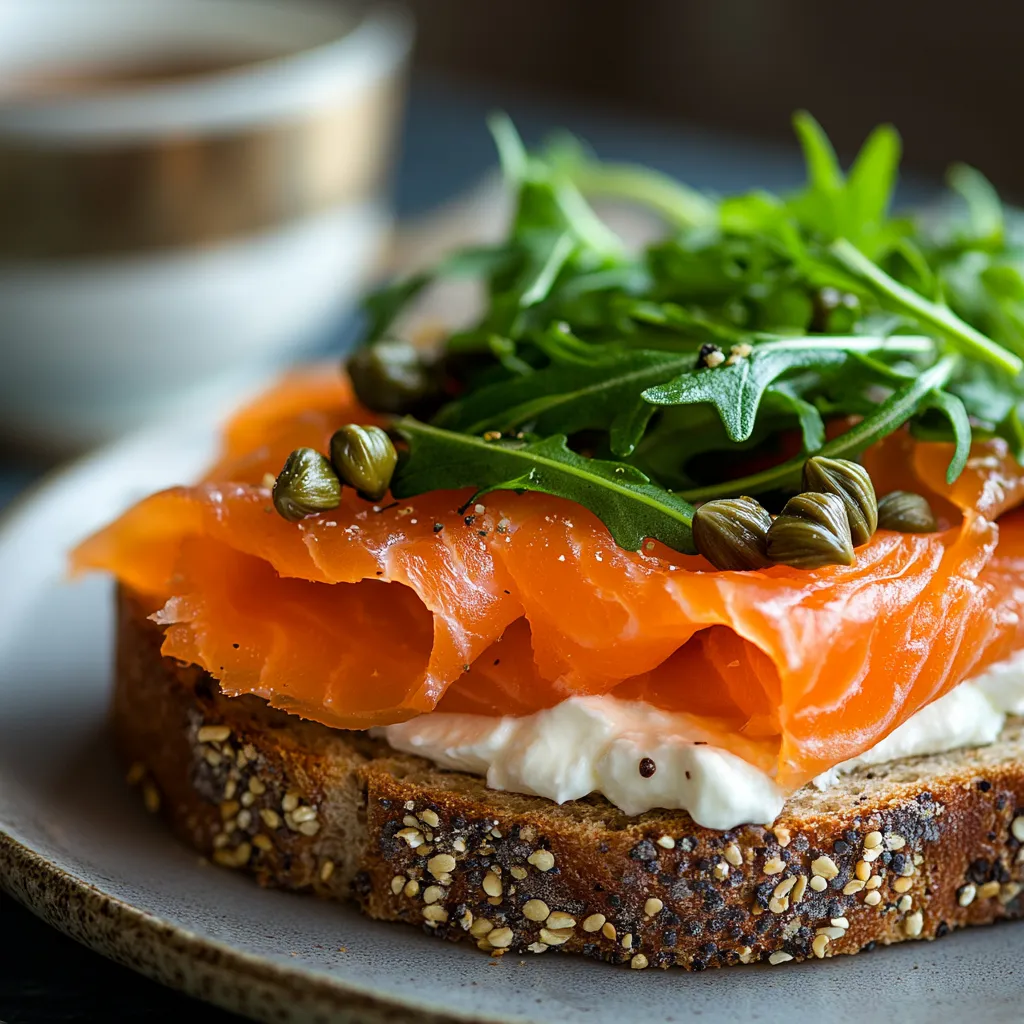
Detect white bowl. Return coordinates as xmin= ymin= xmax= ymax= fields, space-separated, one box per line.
xmin=0 ymin=0 xmax=412 ymax=451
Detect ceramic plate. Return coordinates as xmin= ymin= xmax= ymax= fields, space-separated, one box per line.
xmin=1 ymin=416 xmax=1023 ymax=1024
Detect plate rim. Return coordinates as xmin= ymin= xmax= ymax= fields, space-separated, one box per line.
xmin=0 ymin=824 xmax=489 ymax=1024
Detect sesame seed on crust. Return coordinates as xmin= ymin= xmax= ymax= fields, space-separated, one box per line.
xmin=811 ymin=855 xmax=840 ymax=879
xmin=540 ymin=927 xmax=573 ymax=946
xmin=527 ymin=849 xmax=556 ymax=872
xmin=512 ymin=899 xmax=544 ymax=924
xmin=547 ymin=911 xmax=576 ymax=929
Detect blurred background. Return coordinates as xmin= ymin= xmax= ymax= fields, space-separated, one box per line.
xmin=408 ymin=0 xmax=1024 ymax=194
xmin=1 ymin=1 xmax=1020 ymax=1018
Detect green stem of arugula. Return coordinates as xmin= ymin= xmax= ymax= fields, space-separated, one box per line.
xmin=678 ymin=353 xmax=962 ymax=502
xmin=741 ymin=335 xmax=934 ymax=355
xmin=487 ymin=112 xmax=529 ymax=182
xmin=567 ymin=162 xmax=718 ymax=230
xmin=830 ymin=238 xmax=1022 ymax=376
xmin=520 ymin=232 xmax=577 ymax=307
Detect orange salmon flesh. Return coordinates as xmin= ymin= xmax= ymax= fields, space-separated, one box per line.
xmin=72 ymin=368 xmax=1024 ymax=790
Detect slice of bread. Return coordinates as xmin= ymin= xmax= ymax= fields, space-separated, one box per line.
xmin=115 ymin=587 xmax=1024 ymax=970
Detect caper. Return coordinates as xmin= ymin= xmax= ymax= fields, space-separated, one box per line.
xmin=766 ymin=492 xmax=854 ymax=569
xmin=692 ymin=496 xmax=773 ymax=571
xmin=877 ymin=491 xmax=938 ymax=533
xmin=272 ymin=448 xmax=342 ymax=522
xmin=802 ymin=455 xmax=877 ymax=546
xmin=346 ymin=339 xmax=440 ymax=415
xmin=329 ymin=424 xmax=398 ymax=502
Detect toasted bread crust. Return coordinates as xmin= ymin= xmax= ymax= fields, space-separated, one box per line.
xmin=115 ymin=588 xmax=1024 ymax=969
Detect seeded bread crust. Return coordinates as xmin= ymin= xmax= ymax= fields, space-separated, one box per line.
xmin=115 ymin=588 xmax=1024 ymax=970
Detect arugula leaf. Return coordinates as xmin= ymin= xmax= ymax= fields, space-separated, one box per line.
xmin=557 ymin=152 xmax=717 ymax=230
xmin=621 ymin=299 xmax=751 ymax=344
xmin=478 ymin=230 xmax=579 ymax=339
xmin=490 ymin=114 xmax=625 ymax=260
xmin=948 ymin=361 xmax=1019 ymax=425
xmin=680 ymin=355 xmax=961 ymax=501
xmin=788 ymin=113 xmax=904 ymax=259
xmin=520 ymin=232 xmax=577 ymax=307
xmin=761 ymin=384 xmax=826 ymax=453
xmin=642 ymin=335 xmax=933 ymax=442
xmin=919 ymin=389 xmax=972 ymax=483
xmin=433 ymin=347 xmax=693 ymax=450
xmin=485 ymin=335 xmax=533 ymax=376
xmin=887 ymin=237 xmax=939 ymax=299
xmin=948 ymin=163 xmax=1004 ymax=248
xmin=847 ymin=124 xmax=901 ymax=235
xmin=436 ymin=334 xmax=927 ymax=458
xmin=489 ymin=110 xmax=529 ymax=181
xmin=610 ymin=399 xmax=659 ymax=457
xmin=831 ymin=238 xmax=1023 ymax=374
xmin=392 ymin=418 xmax=696 ymax=553
xmin=997 ymin=402 xmax=1024 ymax=462
xmin=793 ymin=111 xmax=844 ymax=199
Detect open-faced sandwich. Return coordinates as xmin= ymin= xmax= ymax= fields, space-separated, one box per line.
xmin=74 ymin=115 xmax=1024 ymax=970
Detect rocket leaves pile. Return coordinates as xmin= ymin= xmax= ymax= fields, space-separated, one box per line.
xmin=349 ymin=113 xmax=1024 ymax=555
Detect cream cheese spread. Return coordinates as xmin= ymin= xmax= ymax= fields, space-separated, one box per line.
xmin=381 ymin=655 xmax=1024 ymax=830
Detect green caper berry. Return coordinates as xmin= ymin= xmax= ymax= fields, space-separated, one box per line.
xmin=272 ymin=448 xmax=342 ymax=522
xmin=766 ymin=491 xmax=854 ymax=569
xmin=329 ymin=424 xmax=398 ymax=502
xmin=346 ymin=340 xmax=440 ymax=415
xmin=877 ymin=491 xmax=938 ymax=533
xmin=802 ymin=455 xmax=877 ymax=546
xmin=692 ymin=496 xmax=773 ymax=571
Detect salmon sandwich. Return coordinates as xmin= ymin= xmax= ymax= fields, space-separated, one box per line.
xmin=75 ymin=115 xmax=1024 ymax=970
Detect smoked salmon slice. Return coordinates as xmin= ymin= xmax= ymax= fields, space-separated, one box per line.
xmin=72 ymin=368 xmax=1024 ymax=790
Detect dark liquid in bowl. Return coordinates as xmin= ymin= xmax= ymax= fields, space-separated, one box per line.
xmin=0 ymin=53 xmax=277 ymax=101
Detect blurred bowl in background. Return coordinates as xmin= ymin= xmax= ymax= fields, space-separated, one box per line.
xmin=0 ymin=0 xmax=412 ymax=452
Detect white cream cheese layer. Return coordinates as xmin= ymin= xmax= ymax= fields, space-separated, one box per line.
xmin=381 ymin=655 xmax=1024 ymax=830
xmin=383 ymin=698 xmax=786 ymax=830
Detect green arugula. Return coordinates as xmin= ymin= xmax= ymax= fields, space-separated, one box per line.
xmin=349 ymin=113 xmax=1024 ymax=555
xmin=434 ymin=346 xmax=692 ymax=453
xmin=680 ymin=355 xmax=961 ymax=500
xmin=947 ymin=163 xmax=1004 ymax=248
xmin=788 ymin=112 xmax=905 ymax=259
xmin=829 ymin=238 xmax=1023 ymax=372
xmin=392 ymin=419 xmax=696 ymax=553
xmin=642 ymin=335 xmax=933 ymax=442
xmin=761 ymin=383 xmax=826 ymax=453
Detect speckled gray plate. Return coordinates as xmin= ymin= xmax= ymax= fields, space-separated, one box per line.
xmin=2 ymin=420 xmax=1024 ymax=1024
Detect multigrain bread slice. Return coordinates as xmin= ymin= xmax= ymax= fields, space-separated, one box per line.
xmin=115 ymin=587 xmax=1024 ymax=970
